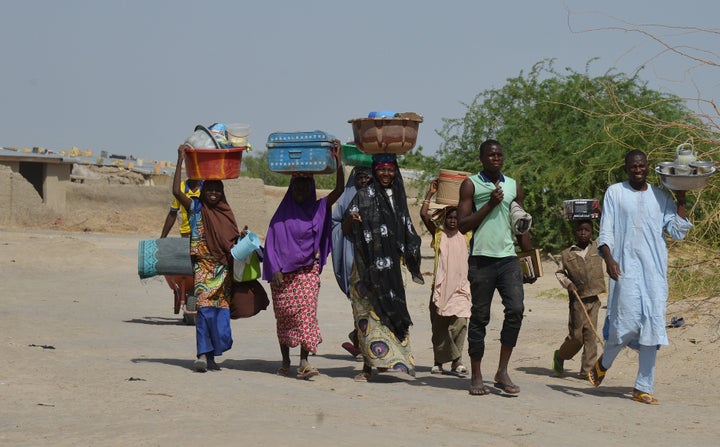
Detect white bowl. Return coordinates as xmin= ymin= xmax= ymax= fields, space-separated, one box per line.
xmin=227 ymin=123 xmax=252 ymax=147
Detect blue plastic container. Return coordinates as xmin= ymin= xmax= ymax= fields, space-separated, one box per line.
xmin=368 ymin=110 xmax=398 ymax=118
xmin=267 ymin=130 xmax=336 ymax=146
xmin=266 ymin=131 xmax=337 ymax=174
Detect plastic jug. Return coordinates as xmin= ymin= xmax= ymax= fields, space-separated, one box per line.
xmin=231 ymin=231 xmax=261 ymax=261
xmin=674 ymin=143 xmax=697 ymax=166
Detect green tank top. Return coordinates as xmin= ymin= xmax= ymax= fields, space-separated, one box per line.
xmin=469 ymin=173 xmax=517 ymax=258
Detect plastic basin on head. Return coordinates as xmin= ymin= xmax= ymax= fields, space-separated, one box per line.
xmin=348 ymin=116 xmax=423 ymax=155
xmin=184 ymin=147 xmax=246 ymax=180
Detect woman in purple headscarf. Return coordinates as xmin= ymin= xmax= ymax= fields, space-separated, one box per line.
xmin=263 ymin=145 xmax=344 ymax=379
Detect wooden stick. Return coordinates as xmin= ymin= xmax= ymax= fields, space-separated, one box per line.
xmin=550 ymin=253 xmax=604 ymax=346
xmin=571 ymin=289 xmax=605 ymax=347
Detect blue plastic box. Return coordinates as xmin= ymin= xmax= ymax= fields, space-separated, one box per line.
xmin=267 ymin=130 xmax=335 ymax=146
xmin=266 ymin=131 xmax=337 ymax=174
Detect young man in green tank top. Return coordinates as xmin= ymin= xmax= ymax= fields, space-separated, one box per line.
xmin=457 ymin=139 xmax=535 ymax=396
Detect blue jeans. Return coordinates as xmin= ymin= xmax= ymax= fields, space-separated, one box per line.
xmin=467 ymin=256 xmax=525 ymax=360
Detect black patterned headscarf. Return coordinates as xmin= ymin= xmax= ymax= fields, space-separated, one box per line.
xmin=346 ymin=154 xmax=424 ymax=340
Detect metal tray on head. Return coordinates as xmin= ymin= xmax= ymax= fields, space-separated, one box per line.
xmin=655 ymin=166 xmax=716 ymax=191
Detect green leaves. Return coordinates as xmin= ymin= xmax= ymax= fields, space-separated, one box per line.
xmin=435 ymin=58 xmax=719 ymax=251
xmin=242 ymin=58 xmax=719 ymax=257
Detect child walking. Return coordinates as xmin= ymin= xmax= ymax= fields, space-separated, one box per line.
xmin=172 ymin=145 xmax=241 ymax=372
xmin=552 ymin=219 xmax=606 ymax=379
xmin=420 ymin=178 xmax=472 ymax=376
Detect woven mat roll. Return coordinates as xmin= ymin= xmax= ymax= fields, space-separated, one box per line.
xmin=138 ymin=238 xmax=193 ymax=279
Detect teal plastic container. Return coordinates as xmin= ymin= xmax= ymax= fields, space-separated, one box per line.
xmin=266 ymin=131 xmax=337 ymax=174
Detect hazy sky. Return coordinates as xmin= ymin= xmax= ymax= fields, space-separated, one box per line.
xmin=1 ymin=0 xmax=718 ymax=161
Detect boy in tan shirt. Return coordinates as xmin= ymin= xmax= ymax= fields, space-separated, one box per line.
xmin=552 ymin=219 xmax=606 ymax=379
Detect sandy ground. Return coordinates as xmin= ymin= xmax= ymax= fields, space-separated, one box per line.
xmin=1 ymin=175 xmax=719 ymax=446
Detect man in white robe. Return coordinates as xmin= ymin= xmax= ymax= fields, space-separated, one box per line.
xmin=589 ymin=149 xmax=692 ymax=405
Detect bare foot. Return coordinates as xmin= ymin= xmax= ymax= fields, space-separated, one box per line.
xmin=469 ymin=359 xmax=484 ymax=391
xmin=469 ymin=384 xmax=491 ymax=395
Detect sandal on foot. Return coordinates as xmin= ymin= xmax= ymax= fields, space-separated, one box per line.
xmin=632 ymin=391 xmax=659 ymax=405
xmin=494 ymin=381 xmax=520 ymax=394
xmin=430 ymin=365 xmax=443 ymax=374
xmin=276 ymin=366 xmax=290 ymax=377
xmin=354 ymin=372 xmax=370 ymax=382
xmin=297 ymin=365 xmax=319 ymax=380
xmin=469 ymin=384 xmax=492 ymax=396
xmin=588 ymin=358 xmax=607 ymax=387
xmin=452 ymin=364 xmax=468 ymax=376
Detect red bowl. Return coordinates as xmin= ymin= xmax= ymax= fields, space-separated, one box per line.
xmin=184 ymin=147 xmax=246 ymax=180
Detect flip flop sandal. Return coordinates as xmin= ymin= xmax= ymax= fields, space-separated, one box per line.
xmin=354 ymin=372 xmax=370 ymax=382
xmin=632 ymin=392 xmax=660 ymax=405
xmin=430 ymin=365 xmax=443 ymax=374
xmin=276 ymin=366 xmax=290 ymax=377
xmin=588 ymin=359 xmax=607 ymax=387
xmin=494 ymin=382 xmax=520 ymax=395
xmin=297 ymin=365 xmax=319 ymax=380
xmin=452 ymin=364 xmax=468 ymax=376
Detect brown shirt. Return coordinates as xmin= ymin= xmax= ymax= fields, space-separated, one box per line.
xmin=556 ymin=240 xmax=606 ymax=299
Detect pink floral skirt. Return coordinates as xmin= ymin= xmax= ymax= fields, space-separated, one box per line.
xmin=270 ymin=262 xmax=322 ymax=352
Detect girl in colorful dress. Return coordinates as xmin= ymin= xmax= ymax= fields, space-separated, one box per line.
xmin=172 ymin=146 xmax=241 ymax=372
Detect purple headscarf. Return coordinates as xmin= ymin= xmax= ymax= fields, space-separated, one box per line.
xmin=262 ymin=176 xmax=332 ymax=280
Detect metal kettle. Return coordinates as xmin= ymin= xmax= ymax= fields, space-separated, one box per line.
xmin=674 ymin=142 xmax=697 ymax=166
